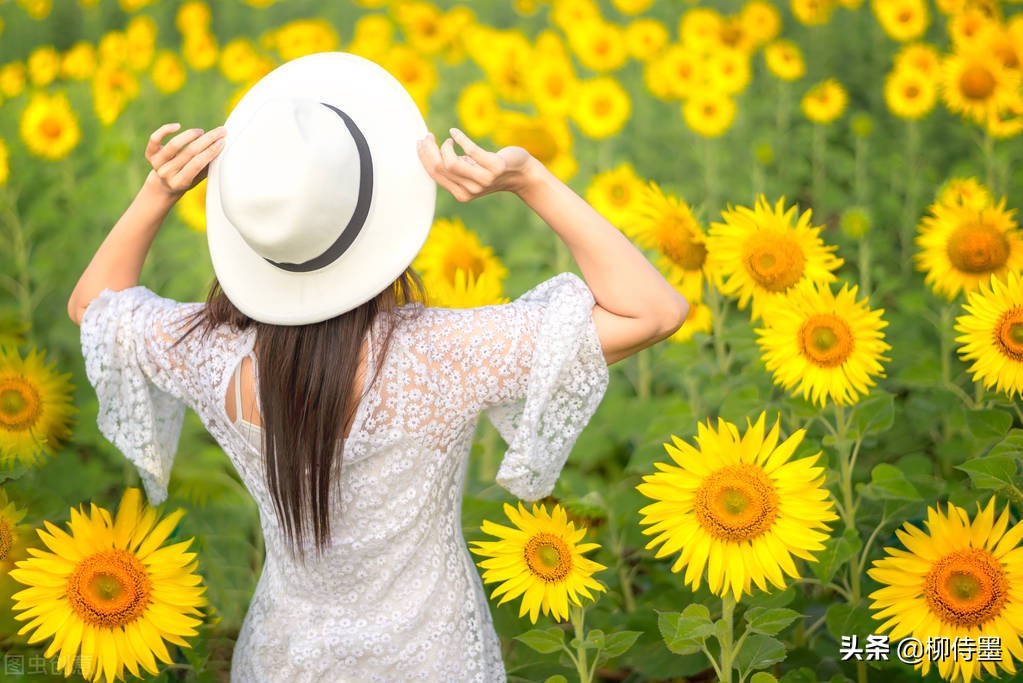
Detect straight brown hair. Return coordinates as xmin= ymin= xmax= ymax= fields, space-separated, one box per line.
xmin=178 ymin=271 xmax=424 ymax=559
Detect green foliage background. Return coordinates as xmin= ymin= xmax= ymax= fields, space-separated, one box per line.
xmin=1 ymin=0 xmax=1023 ymax=682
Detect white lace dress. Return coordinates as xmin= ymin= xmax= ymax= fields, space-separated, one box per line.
xmin=80 ymin=273 xmax=609 ymax=683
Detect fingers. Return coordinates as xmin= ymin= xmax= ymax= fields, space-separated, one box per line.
xmin=418 ymin=133 xmax=472 ymax=202
xmin=448 ymin=128 xmax=502 ymax=174
xmin=147 ymin=127 xmax=208 ymax=170
xmin=150 ymin=126 xmax=227 ymax=193
xmin=146 ymin=123 xmax=182 ymax=159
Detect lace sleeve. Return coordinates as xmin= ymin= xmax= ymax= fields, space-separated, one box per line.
xmin=482 ymin=273 xmax=609 ymax=500
xmin=80 ymin=287 xmax=204 ymax=505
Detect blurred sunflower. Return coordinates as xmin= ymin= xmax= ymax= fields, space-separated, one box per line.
xmin=413 ymin=217 xmax=508 ymax=307
xmin=764 ymin=39 xmax=806 ymax=81
xmin=668 ymin=300 xmax=713 ymax=343
xmin=0 ymin=137 xmax=8 ymax=187
xmin=27 ymin=45 xmax=60 ymax=87
xmin=941 ymin=47 xmax=1021 ymax=126
xmin=568 ymin=20 xmax=628 ymax=73
xmin=16 ymin=0 xmax=51 ymax=19
xmin=266 ymin=18 xmax=338 ymax=62
xmin=182 ymin=31 xmax=218 ymax=71
xmin=706 ymin=47 xmax=752 ymax=95
xmin=637 ymin=413 xmax=837 ymax=601
xmin=465 ymin=27 xmax=531 ymax=103
xmin=11 ymin=489 xmax=206 ymax=683
xmin=382 ymin=45 xmax=437 ymax=114
xmin=526 ymin=53 xmax=578 ymax=118
xmin=92 ymin=65 xmax=139 ymax=126
xmin=0 ymin=489 xmax=28 ymax=577
xmin=393 ymin=1 xmax=453 ymax=57
xmin=657 ymin=44 xmax=703 ymax=100
xmin=716 ymin=17 xmax=755 ymax=54
xmin=19 ymin=91 xmax=81 ymax=161
xmin=150 ymin=51 xmax=186 ymax=95
xmin=470 ymin=502 xmax=606 ymax=623
xmin=708 ymin=196 xmax=843 ymax=320
xmin=756 ymin=281 xmax=890 ymax=407
xmin=915 ymin=197 xmax=1023 ymax=299
xmin=740 ymin=0 xmax=782 ymax=47
xmin=456 ymin=82 xmax=500 ymax=138
xmin=218 ymin=38 xmax=267 ymax=83
xmin=98 ymin=31 xmax=128 ymax=67
xmin=612 ymin=0 xmax=653 ymax=15
xmin=937 ymin=177 xmax=993 ymax=211
xmin=989 ymin=25 xmax=1021 ymax=71
xmin=801 ymin=78 xmax=848 ymax=124
xmin=868 ymin=500 xmax=1023 ymax=683
xmin=1 ymin=62 xmax=27 ymax=99
xmin=679 ymin=8 xmax=724 ymax=51
xmin=955 ymin=271 xmax=1023 ymax=398
xmin=948 ymin=6 xmax=997 ymax=50
xmin=571 ymin=77 xmax=631 ymax=140
xmin=624 ymin=18 xmax=669 ymax=62
xmin=492 ymin=111 xmax=576 ymax=181
xmin=791 ymin=0 xmax=836 ymax=25
xmin=0 ymin=347 xmax=75 ymax=467
xmin=872 ymin=0 xmax=929 ymax=42
xmin=885 ymin=66 xmax=938 ymax=119
xmin=894 ymin=41 xmax=943 ymax=79
xmin=61 ymin=42 xmax=97 ymax=81
xmin=125 ymin=15 xmax=157 ymax=71
xmin=626 ymin=183 xmax=708 ymax=301
xmin=348 ymin=13 xmax=394 ymax=62
xmin=176 ymin=180 xmax=207 ymax=232
xmin=585 ymin=163 xmax=644 ymax=228
xmin=683 ymin=89 xmax=737 ymax=138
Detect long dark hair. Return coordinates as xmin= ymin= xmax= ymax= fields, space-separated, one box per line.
xmin=178 ymin=271 xmax=424 ymax=558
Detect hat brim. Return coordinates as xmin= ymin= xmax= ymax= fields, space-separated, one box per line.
xmin=206 ymin=52 xmax=436 ymax=325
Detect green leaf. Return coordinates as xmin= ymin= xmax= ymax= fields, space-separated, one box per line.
xmin=657 ymin=610 xmax=714 ymax=655
xmin=578 ymin=628 xmax=605 ymax=650
xmin=750 ymin=673 xmax=780 ymax=683
xmin=956 ymin=456 xmax=1019 ymax=490
xmin=986 ymin=429 xmax=1023 ymax=459
xmin=810 ymin=528 xmax=863 ymax=583
xmin=744 ymin=607 xmax=803 ymax=636
xmin=735 ymin=634 xmax=786 ymax=672
xmin=514 ymin=628 xmax=565 ymax=654
xmin=779 ymin=669 xmax=818 ymax=683
xmin=859 ymin=463 xmax=922 ymax=501
xmin=601 ymin=630 xmax=642 ymax=658
xmin=966 ymin=408 xmax=1013 ymax=439
xmin=824 ymin=603 xmax=877 ymax=644
xmin=849 ymin=392 xmax=894 ymax=439
xmin=544 ymin=677 xmax=568 ymax=683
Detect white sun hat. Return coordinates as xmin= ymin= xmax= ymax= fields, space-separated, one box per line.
xmin=205 ymin=52 xmax=436 ymax=325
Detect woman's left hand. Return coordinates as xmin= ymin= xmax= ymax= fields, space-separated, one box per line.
xmin=145 ymin=123 xmax=227 ymax=198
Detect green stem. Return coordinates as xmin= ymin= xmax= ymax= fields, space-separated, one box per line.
xmin=901 ymin=119 xmax=921 ymax=275
xmin=0 ymin=190 xmax=33 ymax=341
xmin=702 ymin=136 xmax=720 ymax=213
xmin=774 ymin=80 xmax=791 ymax=169
xmin=570 ymin=604 xmax=591 ymax=683
xmin=706 ymin=283 xmax=731 ymax=374
xmin=811 ymin=124 xmax=826 ymax=210
xmin=718 ymin=593 xmax=736 ymax=683
xmin=833 ymin=406 xmax=867 ymax=683
xmin=636 ymin=348 xmax=652 ymax=401
xmin=982 ymin=128 xmax=996 ymax=194
xmin=858 ymin=237 xmax=872 ymax=302
xmin=607 ymin=514 xmax=636 ymax=613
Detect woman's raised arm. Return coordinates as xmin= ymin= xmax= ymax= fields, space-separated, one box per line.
xmin=417 ymin=128 xmax=689 ymax=365
xmin=67 ymin=124 xmax=225 ymax=326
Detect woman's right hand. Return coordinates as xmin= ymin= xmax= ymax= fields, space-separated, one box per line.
xmin=145 ymin=123 xmax=227 ymax=198
xmin=417 ymin=128 xmax=539 ymax=203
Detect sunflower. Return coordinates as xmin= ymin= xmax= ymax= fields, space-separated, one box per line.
xmin=10 ymin=488 xmax=206 ymax=683
xmin=764 ymin=39 xmax=806 ymax=81
xmin=0 ymin=137 xmax=9 ymax=187
xmin=683 ymin=89 xmax=737 ymax=138
xmin=176 ymin=179 xmax=207 ymax=232
xmin=625 ymin=183 xmax=708 ymax=302
xmin=948 ymin=6 xmax=998 ymax=50
xmin=668 ymin=300 xmax=713 ymax=343
xmin=801 ymin=78 xmax=848 ymax=124
xmin=92 ymin=65 xmax=140 ymax=126
xmin=884 ymin=66 xmax=938 ymax=119
xmin=708 ymin=196 xmax=844 ymax=321
xmin=756 ymin=281 xmax=890 ymax=407
xmin=470 ymin=502 xmax=606 ymax=624
xmin=637 ymin=412 xmax=837 ymax=601
xmin=218 ymin=38 xmax=264 ymax=83
xmin=612 ymin=0 xmax=654 ymax=15
xmin=456 ymin=82 xmax=500 ymax=138
xmin=706 ymin=46 xmax=752 ymax=95
xmin=125 ymin=15 xmax=157 ymax=72
xmin=151 ymin=51 xmax=186 ymax=95
xmin=426 ymin=269 xmax=509 ymax=309
xmin=526 ymin=53 xmax=578 ymax=118
xmin=937 ymin=177 xmax=993 ymax=211
xmin=492 ymin=111 xmax=576 ymax=181
xmin=413 ymin=217 xmax=509 ymax=304
xmin=868 ymin=499 xmax=1023 ymax=683
xmin=740 ymin=0 xmax=782 ymax=47
xmin=571 ymin=76 xmax=631 ymax=140
xmin=568 ymin=20 xmax=628 ymax=73
xmin=915 ymin=197 xmax=1023 ymax=299
xmin=267 ymin=18 xmax=338 ymax=62
xmin=941 ymin=47 xmax=1021 ymax=126
xmin=954 ymin=271 xmax=1023 ymax=398
xmin=624 ymin=18 xmax=669 ymax=62
xmin=381 ymin=45 xmax=437 ymax=114
xmin=872 ymin=0 xmax=929 ymax=42
xmin=790 ymin=0 xmax=836 ymax=26
xmin=27 ymin=45 xmax=60 ymax=87
xmin=894 ymin=41 xmax=943 ymax=79
xmin=0 ymin=347 xmax=75 ymax=468
xmin=0 ymin=489 xmax=28 ymax=578
xmin=679 ymin=8 xmax=724 ymax=51
xmin=585 ymin=163 xmax=644 ymax=228
xmin=61 ymin=41 xmax=97 ymax=81
xmin=19 ymin=91 xmax=81 ymax=161
xmin=1 ymin=62 xmax=27 ymax=99
xmin=182 ymin=30 xmax=218 ymax=71
xmin=655 ymin=44 xmax=703 ymax=100
xmin=348 ymin=13 xmax=394 ymax=62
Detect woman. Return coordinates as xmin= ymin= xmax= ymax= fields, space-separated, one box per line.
xmin=68 ymin=53 xmax=687 ymax=682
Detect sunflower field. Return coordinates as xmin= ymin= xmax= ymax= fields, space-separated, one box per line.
xmin=2 ymin=0 xmax=1023 ymax=681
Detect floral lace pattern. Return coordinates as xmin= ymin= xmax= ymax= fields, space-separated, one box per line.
xmin=81 ymin=273 xmax=609 ymax=682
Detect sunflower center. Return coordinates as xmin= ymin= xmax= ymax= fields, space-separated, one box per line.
xmin=742 ymin=234 xmax=806 ymax=292
xmin=40 ymin=116 xmax=63 ymax=140
xmin=67 ymin=549 xmax=152 ymax=627
xmin=0 ymin=379 xmax=42 ymax=432
xmin=799 ymin=314 xmax=855 ymax=367
xmin=513 ymin=125 xmax=558 ymax=165
xmin=695 ymin=463 xmax=780 ymax=541
xmin=995 ymin=308 xmax=1023 ymax=361
xmin=0 ymin=518 xmax=12 ymax=561
xmin=904 ymin=84 xmax=920 ymax=99
xmin=658 ymin=223 xmax=707 ymax=271
xmin=946 ymin=221 xmax=1010 ymax=274
xmin=592 ymin=96 xmax=612 ymax=117
xmin=441 ymin=246 xmax=486 ymax=282
xmin=959 ymin=65 xmax=996 ymax=101
xmin=523 ymin=532 xmax=572 ymax=583
xmin=924 ymin=548 xmax=1007 ymax=628
xmin=608 ymin=183 xmax=630 ymax=205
